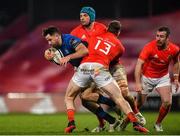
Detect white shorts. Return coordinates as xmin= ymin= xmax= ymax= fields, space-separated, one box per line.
xmin=72 ymin=62 xmax=114 ymax=88
xmin=141 ymin=74 xmax=171 ymax=94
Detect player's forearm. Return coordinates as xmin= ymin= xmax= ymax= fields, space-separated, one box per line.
xmin=173 ymin=62 xmax=179 ymax=81
xmin=68 ymin=47 xmax=88 ymax=60
xmin=135 ymin=59 xmax=143 ymax=84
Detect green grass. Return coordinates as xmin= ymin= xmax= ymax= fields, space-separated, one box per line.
xmin=0 ymin=112 xmax=179 ymax=135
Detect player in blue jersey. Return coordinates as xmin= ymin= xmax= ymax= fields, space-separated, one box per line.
xmin=43 ymin=26 xmax=88 ymax=67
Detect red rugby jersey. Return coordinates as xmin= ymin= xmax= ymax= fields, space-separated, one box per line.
xmin=82 ymin=32 xmax=125 ymax=68
xmin=139 ymin=40 xmax=179 ymax=78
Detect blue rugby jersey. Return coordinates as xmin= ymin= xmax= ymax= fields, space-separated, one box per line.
xmin=55 ymin=34 xmax=84 ymax=67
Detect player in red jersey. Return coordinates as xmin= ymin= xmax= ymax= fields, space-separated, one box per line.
xmin=71 ymin=6 xmax=143 ymax=132
xmin=134 ymin=26 xmax=179 ymax=132
xmin=71 ymin=7 xmax=121 ymax=132
xmin=65 ymin=20 xmax=149 ymax=133
xmin=71 ymin=7 xmax=106 ymax=44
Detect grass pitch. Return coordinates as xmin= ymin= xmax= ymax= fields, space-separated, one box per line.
xmin=0 ymin=112 xmax=179 ymax=135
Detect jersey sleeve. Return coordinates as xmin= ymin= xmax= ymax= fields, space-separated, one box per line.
xmin=111 ymin=41 xmax=125 ymax=63
xmin=70 ymin=25 xmax=82 ymax=37
xmin=118 ymin=41 xmax=125 ymax=57
xmin=67 ymin=35 xmax=82 ymax=49
xmin=70 ymin=28 xmax=78 ymax=36
xmin=95 ymin=23 xmax=107 ymax=36
xmin=139 ymin=44 xmax=151 ymax=61
xmin=172 ymin=45 xmax=180 ymax=63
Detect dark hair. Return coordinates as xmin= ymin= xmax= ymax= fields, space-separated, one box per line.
xmin=158 ymin=26 xmax=170 ymax=37
xmin=107 ymin=20 xmax=122 ymax=35
xmin=42 ymin=26 xmax=61 ymax=37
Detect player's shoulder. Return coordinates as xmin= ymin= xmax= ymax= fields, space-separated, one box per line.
xmin=62 ymin=34 xmax=81 ymax=45
xmin=146 ymin=40 xmax=156 ymax=46
xmin=169 ymin=42 xmax=179 ymax=51
xmin=61 ymin=34 xmax=72 ymax=41
xmin=71 ymin=25 xmax=83 ymax=34
xmin=63 ymin=34 xmax=80 ymax=40
xmin=144 ymin=40 xmax=156 ymax=49
xmin=94 ymin=22 xmax=107 ymax=29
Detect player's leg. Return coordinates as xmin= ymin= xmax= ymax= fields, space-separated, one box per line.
xmin=81 ymin=99 xmax=119 ymax=132
xmin=111 ymin=64 xmax=146 ymax=130
xmin=154 ymin=74 xmax=172 ymax=132
xmin=100 ymin=81 xmax=149 ymax=133
xmin=120 ymin=93 xmax=148 ymax=131
xmin=80 ymin=86 xmax=119 ymax=132
xmin=96 ymin=66 xmax=149 ymax=133
xmin=155 ymin=85 xmax=172 ymax=132
xmin=135 ymin=75 xmax=155 ymax=124
xmin=80 ymin=82 xmax=121 ymax=132
xmin=80 ymin=85 xmax=105 ymax=132
xmin=111 ymin=64 xmax=140 ymax=118
xmin=64 ymin=79 xmax=83 ymax=133
xmin=81 ymin=84 xmax=116 ymax=108
xmin=111 ymin=64 xmax=138 ymax=113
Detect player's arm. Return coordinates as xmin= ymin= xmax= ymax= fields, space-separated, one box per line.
xmin=134 ymin=58 xmax=144 ymax=92
xmin=65 ymin=43 xmax=88 ymax=62
xmin=135 ymin=44 xmax=151 ymax=92
xmin=172 ymin=51 xmax=180 ymax=91
xmin=59 ymin=35 xmax=88 ymax=66
xmin=60 ymin=42 xmax=88 ymax=66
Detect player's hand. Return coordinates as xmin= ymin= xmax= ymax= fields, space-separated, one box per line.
xmin=59 ymin=56 xmax=71 ymax=66
xmin=135 ymin=83 xmax=143 ymax=93
xmin=44 ymin=49 xmax=55 ymax=61
xmin=174 ymin=79 xmax=179 ymax=93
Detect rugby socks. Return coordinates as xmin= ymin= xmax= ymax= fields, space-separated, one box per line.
xmin=67 ymin=109 xmax=75 ymax=122
xmin=96 ymin=107 xmax=116 ymax=124
xmin=97 ymin=115 xmax=105 ymax=127
xmin=81 ymin=100 xmax=105 ymax=127
xmin=127 ymin=112 xmax=138 ymax=123
xmin=121 ymin=112 xmax=137 ymax=128
xmin=81 ymin=99 xmax=115 ymax=124
xmin=97 ymin=94 xmax=116 ymax=107
xmin=124 ymin=96 xmax=139 ymax=114
xmin=156 ymin=105 xmax=170 ymax=124
xmin=133 ymin=103 xmax=139 ymax=114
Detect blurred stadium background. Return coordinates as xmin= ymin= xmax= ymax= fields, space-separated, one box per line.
xmin=0 ymin=0 xmax=180 ymax=134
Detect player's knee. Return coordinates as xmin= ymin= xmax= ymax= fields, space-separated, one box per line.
xmin=118 ymin=82 xmax=129 ymax=97
xmin=121 ymin=88 xmax=129 ymax=97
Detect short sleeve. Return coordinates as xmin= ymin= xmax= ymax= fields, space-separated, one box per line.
xmin=68 ymin=35 xmax=82 ymax=49
xmin=139 ymin=44 xmax=151 ymax=61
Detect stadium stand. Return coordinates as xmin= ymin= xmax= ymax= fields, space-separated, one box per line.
xmin=0 ymin=11 xmax=179 ymax=112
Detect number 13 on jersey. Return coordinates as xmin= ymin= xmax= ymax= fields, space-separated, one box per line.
xmin=94 ymin=39 xmax=112 ymax=55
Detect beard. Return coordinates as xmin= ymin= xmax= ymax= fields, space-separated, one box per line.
xmin=157 ymin=42 xmax=166 ymax=50
xmin=81 ymin=21 xmax=92 ymax=28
